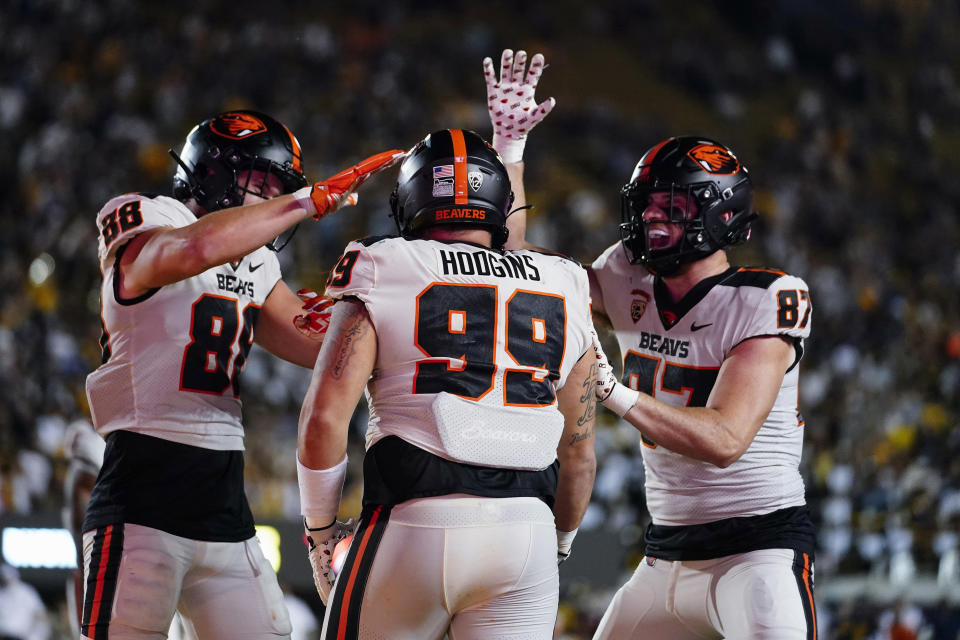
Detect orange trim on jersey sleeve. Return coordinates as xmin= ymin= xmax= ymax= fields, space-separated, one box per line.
xmin=737 ymin=266 xmax=786 ymax=276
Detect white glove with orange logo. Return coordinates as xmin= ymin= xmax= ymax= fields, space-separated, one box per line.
xmin=304 ymin=517 xmax=356 ymax=605
xmin=295 ymin=149 xmax=406 ymax=220
xmin=483 ymin=49 xmax=555 ymax=163
xmin=592 ymin=328 xmax=639 ymax=417
xmin=298 ymin=454 xmax=352 ymax=605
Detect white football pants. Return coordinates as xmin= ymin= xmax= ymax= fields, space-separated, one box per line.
xmin=593 ymin=548 xmax=817 ymax=639
xmin=81 ymin=523 xmax=291 ymax=639
xmin=322 ymin=494 xmax=559 ymax=640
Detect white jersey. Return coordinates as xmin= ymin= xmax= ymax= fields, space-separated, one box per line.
xmin=325 ymin=237 xmax=593 ymax=470
xmin=592 ymin=243 xmax=812 ymax=526
xmin=85 ymin=194 xmax=282 ymax=450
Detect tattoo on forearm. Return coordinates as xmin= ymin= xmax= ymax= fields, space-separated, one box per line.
xmin=576 ymin=403 xmax=595 ymax=428
xmin=572 ymin=363 xmax=597 ymax=438
xmin=579 ymin=361 xmax=597 ymax=403
xmin=331 ymin=306 xmax=370 ymax=379
xmin=569 ymin=425 xmax=593 ymax=445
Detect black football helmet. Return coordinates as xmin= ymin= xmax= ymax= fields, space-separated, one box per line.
xmin=171 ymin=110 xmax=308 ymax=213
xmin=620 ymin=136 xmax=757 ymax=275
xmin=389 ymin=129 xmax=513 ymax=250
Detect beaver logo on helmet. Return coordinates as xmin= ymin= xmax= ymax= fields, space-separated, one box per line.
xmin=619 ymin=135 xmax=755 ymax=275
xmin=687 ymin=144 xmax=740 ymax=175
xmin=210 ymin=112 xmax=268 ymax=139
xmin=171 ymin=110 xmax=307 ymax=219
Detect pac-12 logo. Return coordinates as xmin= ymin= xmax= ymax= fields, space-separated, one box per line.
xmin=687 ymin=143 xmax=740 ymax=175
xmin=631 ymin=289 xmax=650 ymax=323
xmin=211 ymin=112 xmax=267 ymax=139
xmin=468 ymin=170 xmax=484 ymax=191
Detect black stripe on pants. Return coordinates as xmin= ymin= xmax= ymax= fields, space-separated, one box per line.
xmin=792 ymin=550 xmax=818 ymax=640
xmin=324 ymin=505 xmax=392 ymax=640
xmin=80 ymin=523 xmax=125 ymax=640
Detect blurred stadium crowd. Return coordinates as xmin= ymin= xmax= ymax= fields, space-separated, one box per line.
xmin=1 ymin=0 xmax=959 ymax=638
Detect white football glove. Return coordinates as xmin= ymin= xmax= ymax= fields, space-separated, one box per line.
xmin=591 ymin=328 xmax=639 ymax=417
xmin=482 ymin=49 xmax=555 ymax=163
xmin=304 ymin=517 xmax=356 ymax=605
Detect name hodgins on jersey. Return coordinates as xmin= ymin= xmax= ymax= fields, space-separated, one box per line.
xmin=638 ymin=331 xmax=690 ymax=358
xmin=438 ymin=249 xmax=541 ymax=281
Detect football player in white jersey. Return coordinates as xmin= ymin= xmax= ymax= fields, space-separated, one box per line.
xmin=80 ymin=109 xmax=402 ymax=640
xmin=478 ymin=50 xmax=818 ymax=640
xmin=588 ymin=137 xmax=817 ymax=639
xmin=296 ymin=128 xmax=597 ymax=639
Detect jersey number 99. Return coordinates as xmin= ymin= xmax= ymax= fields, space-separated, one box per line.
xmin=414 ymin=283 xmax=566 ymax=407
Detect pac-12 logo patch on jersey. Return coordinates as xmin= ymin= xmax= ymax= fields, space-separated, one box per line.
xmin=210 ymin=112 xmax=267 ymax=139
xmin=687 ymin=143 xmax=740 ymax=175
xmin=631 ymin=289 xmax=650 ymax=323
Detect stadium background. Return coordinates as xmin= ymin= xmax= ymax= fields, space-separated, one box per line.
xmin=2 ymin=0 xmax=960 ymax=637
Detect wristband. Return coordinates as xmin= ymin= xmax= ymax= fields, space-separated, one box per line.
xmin=556 ymin=527 xmax=578 ymax=556
xmin=297 ymin=455 xmax=347 ymax=521
xmin=293 ymin=185 xmax=317 ymax=216
xmin=602 ymin=383 xmax=640 ymax=417
xmin=493 ymin=134 xmax=526 ymax=164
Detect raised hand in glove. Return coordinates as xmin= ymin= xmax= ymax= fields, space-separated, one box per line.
xmin=295 ymin=149 xmax=406 ymax=220
xmin=591 ymin=328 xmax=639 ymax=417
xmin=293 ymin=289 xmax=335 ymax=340
xmin=482 ymin=49 xmax=555 ymax=163
xmin=304 ymin=517 xmax=356 ymax=605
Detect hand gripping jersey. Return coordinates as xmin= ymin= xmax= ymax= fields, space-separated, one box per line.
xmin=85 ymin=194 xmax=282 ymax=450
xmin=592 ymin=243 xmax=812 ymax=526
xmin=325 ymin=237 xmax=593 ymax=471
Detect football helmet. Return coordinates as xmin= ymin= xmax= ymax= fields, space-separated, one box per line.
xmin=619 ymin=136 xmax=756 ymax=275
xmin=171 ymin=110 xmax=308 ymax=213
xmin=390 ymin=129 xmax=513 ymax=250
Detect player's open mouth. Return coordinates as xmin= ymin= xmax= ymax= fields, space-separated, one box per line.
xmin=647 ymin=227 xmax=674 ymax=250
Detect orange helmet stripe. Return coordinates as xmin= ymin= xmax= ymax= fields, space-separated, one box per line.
xmin=637 ymin=137 xmax=674 ymax=181
xmin=282 ymin=124 xmax=303 ymax=172
xmin=449 ymin=129 xmax=468 ymax=205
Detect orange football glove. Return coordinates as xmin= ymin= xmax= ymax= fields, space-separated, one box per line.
xmin=295 ymin=149 xmax=406 ymax=220
xmin=293 ymin=289 xmax=335 ymax=339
